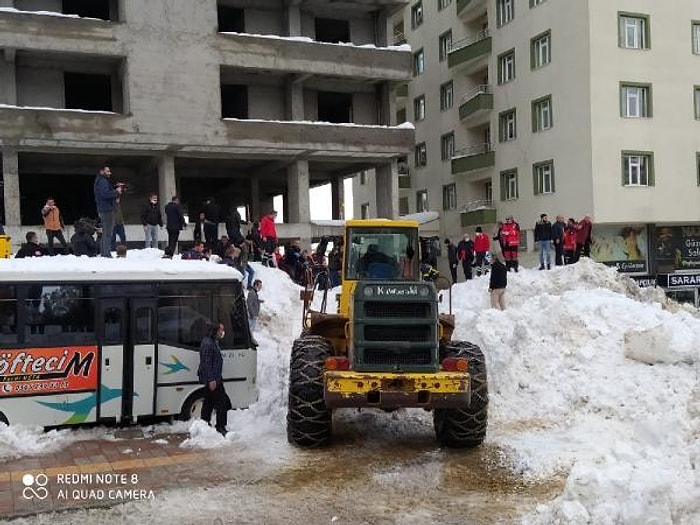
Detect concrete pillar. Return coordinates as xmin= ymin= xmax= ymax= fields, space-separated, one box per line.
xmin=378 ymin=82 xmax=395 ymax=126
xmin=376 ymin=9 xmax=391 ymax=47
xmin=157 ymin=155 xmax=176 ymax=206
xmin=285 ymin=5 xmax=301 ymax=36
xmin=1 ymin=49 xmax=17 ymax=105
xmin=375 ymin=161 xmax=399 ymax=219
xmin=249 ymin=176 xmax=260 ymax=222
xmin=286 ymin=159 xmax=310 ymax=223
xmin=2 ymin=147 xmax=20 ymax=226
xmin=331 ymin=177 xmax=345 ymax=220
xmin=286 ymin=81 xmax=305 ymax=120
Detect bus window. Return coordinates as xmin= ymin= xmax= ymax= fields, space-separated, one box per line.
xmin=158 ymin=293 xmax=212 ymax=348
xmin=24 ymin=285 xmax=95 ymax=345
xmin=104 ymin=307 xmax=123 ymax=344
xmin=0 ymin=285 xmax=17 ymax=344
xmin=134 ymin=307 xmax=154 ymax=344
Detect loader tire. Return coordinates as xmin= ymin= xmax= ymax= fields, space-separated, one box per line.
xmin=434 ymin=341 xmax=488 ymax=448
xmin=287 ymin=334 xmax=333 ymax=447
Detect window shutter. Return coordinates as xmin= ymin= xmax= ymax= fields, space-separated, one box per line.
xmin=621 ymin=155 xmax=627 ymax=186
xmin=500 ymin=173 xmax=506 ymax=201
xmin=647 ymin=154 xmax=655 ymax=186
xmin=533 ymin=165 xmax=539 ymax=195
xmin=550 ymin=163 xmax=556 ymax=193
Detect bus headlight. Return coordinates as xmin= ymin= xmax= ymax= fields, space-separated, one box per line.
xmin=363 ymin=286 xmax=374 ymax=297
xmin=419 ymin=285 xmax=430 ymax=297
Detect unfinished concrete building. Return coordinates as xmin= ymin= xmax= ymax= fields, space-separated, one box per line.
xmin=0 ymin=0 xmax=413 ymax=245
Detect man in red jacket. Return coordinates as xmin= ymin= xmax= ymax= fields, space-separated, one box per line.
xmin=573 ymin=215 xmax=593 ymax=263
xmin=499 ymin=216 xmax=521 ymax=272
xmin=260 ymin=210 xmax=278 ymax=267
xmin=473 ymin=226 xmax=491 ymax=276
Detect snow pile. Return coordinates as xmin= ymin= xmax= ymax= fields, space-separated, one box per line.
xmin=0 ymin=424 xmax=116 ymax=461
xmin=179 ymin=420 xmax=230 ymax=449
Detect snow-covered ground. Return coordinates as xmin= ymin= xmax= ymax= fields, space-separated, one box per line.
xmin=1 ymin=253 xmax=699 ymax=524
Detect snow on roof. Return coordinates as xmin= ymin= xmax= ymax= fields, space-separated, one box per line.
xmin=223 ymin=117 xmax=413 ymax=130
xmin=219 ymin=31 xmax=411 ymax=52
xmin=0 ymin=250 xmax=243 ymax=282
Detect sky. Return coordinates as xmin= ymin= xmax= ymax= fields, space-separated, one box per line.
xmin=273 ymin=179 xmax=355 ymax=222
xmin=1 ymin=254 xmax=699 ymax=524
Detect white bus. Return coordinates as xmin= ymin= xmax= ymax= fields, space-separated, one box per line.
xmin=0 ymin=257 xmax=257 ymax=428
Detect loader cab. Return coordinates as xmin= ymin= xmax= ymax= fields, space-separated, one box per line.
xmin=345 ymin=224 xmax=419 ymax=282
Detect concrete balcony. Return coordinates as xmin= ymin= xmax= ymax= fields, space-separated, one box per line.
xmin=216 ymin=33 xmax=413 ymax=83
xmin=459 ymin=85 xmax=493 ymax=125
xmin=460 ymin=199 xmax=496 ymax=227
xmin=451 ymin=143 xmax=495 ymax=175
xmin=457 ymin=0 xmax=489 ymax=22
xmin=0 ymin=106 xmax=414 ymax=160
xmin=0 ymin=9 xmax=121 ymax=56
xmin=448 ymin=30 xmax=491 ymax=75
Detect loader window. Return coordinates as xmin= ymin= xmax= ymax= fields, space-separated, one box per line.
xmin=345 ymin=227 xmax=419 ymax=281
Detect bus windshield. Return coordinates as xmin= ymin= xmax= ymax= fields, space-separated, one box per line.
xmin=345 ymin=227 xmax=419 ymax=281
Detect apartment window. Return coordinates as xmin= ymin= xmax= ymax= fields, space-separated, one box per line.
xmin=399 ymin=196 xmax=410 ymax=216
xmin=693 ymin=22 xmax=700 ymax=54
xmin=438 ymin=0 xmax=452 ymax=10
xmin=533 ymin=160 xmax=555 ymax=195
xmin=413 ymin=48 xmax=425 ymax=76
xmin=500 ymin=169 xmax=519 ymax=201
xmin=442 ymin=183 xmax=457 ymax=211
xmin=440 ymin=81 xmax=453 ymax=110
xmin=530 ymin=0 xmax=546 ymax=7
xmin=498 ymin=50 xmax=515 ymax=84
xmin=531 ymin=31 xmax=551 ymax=69
xmin=621 ymin=84 xmax=651 ymax=117
xmin=497 ymin=0 xmax=514 ymax=27
xmin=440 ymin=132 xmax=455 ymax=161
xmin=695 ymin=86 xmax=700 ymax=119
xmin=416 ymin=190 xmax=429 ymax=212
xmin=619 ymin=13 xmax=650 ymax=49
xmin=499 ymin=109 xmax=517 ymax=142
xmin=532 ymin=95 xmax=553 ymax=131
xmin=439 ymin=30 xmax=452 ymax=62
xmin=360 ymin=203 xmax=370 ymax=219
xmin=415 ymin=143 xmax=427 ymax=167
xmin=411 ymin=2 xmax=424 ymax=29
xmin=414 ymin=95 xmax=426 ymax=121
xmin=360 ymin=171 xmax=367 ymax=185
xmin=622 ymin=152 xmax=654 ymax=186
xmin=397 ymin=108 xmax=407 ymax=123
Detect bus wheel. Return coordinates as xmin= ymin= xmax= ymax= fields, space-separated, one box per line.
xmin=179 ymin=389 xmax=210 ymax=422
xmin=433 ymin=341 xmax=488 ymax=448
xmin=0 ymin=411 xmax=8 ymax=426
xmin=287 ymin=334 xmax=332 ymax=447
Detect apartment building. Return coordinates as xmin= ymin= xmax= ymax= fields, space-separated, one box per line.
xmin=354 ymin=0 xmax=700 ymax=304
xmin=0 ymin=0 xmax=412 ymax=244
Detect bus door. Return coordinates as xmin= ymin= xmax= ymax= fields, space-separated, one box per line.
xmin=98 ymin=298 xmax=157 ymax=422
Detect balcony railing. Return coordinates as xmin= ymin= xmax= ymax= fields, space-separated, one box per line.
xmin=452 ymin=143 xmax=495 ymax=174
xmin=461 ymin=199 xmax=494 ymax=213
xmin=394 ymin=30 xmax=406 ymax=45
xmin=454 ymin=142 xmax=493 ymax=157
xmin=448 ymin=30 xmax=491 ymax=71
xmin=459 ymin=85 xmax=493 ymax=121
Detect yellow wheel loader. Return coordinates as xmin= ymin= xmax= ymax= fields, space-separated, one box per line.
xmin=286 ymin=219 xmax=488 ymax=448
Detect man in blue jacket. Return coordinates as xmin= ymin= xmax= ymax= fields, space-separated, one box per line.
xmin=197 ymin=322 xmax=231 ymax=435
xmin=93 ymin=166 xmax=122 ymax=257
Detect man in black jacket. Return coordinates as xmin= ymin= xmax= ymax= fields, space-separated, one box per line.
xmin=141 ymin=194 xmax=163 ymax=249
xmin=456 ymin=234 xmax=475 ymax=280
xmin=197 ymin=322 xmax=231 ymax=436
xmin=202 ymin=197 xmax=221 ymax=248
xmin=534 ymin=213 xmax=554 ymax=270
xmin=164 ymin=196 xmax=186 ymax=255
xmin=488 ymin=253 xmax=507 ymax=310
xmin=551 ymin=215 xmax=566 ymax=266
xmin=444 ymin=238 xmax=458 ymax=284
xmin=15 ymin=231 xmax=48 ymax=258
